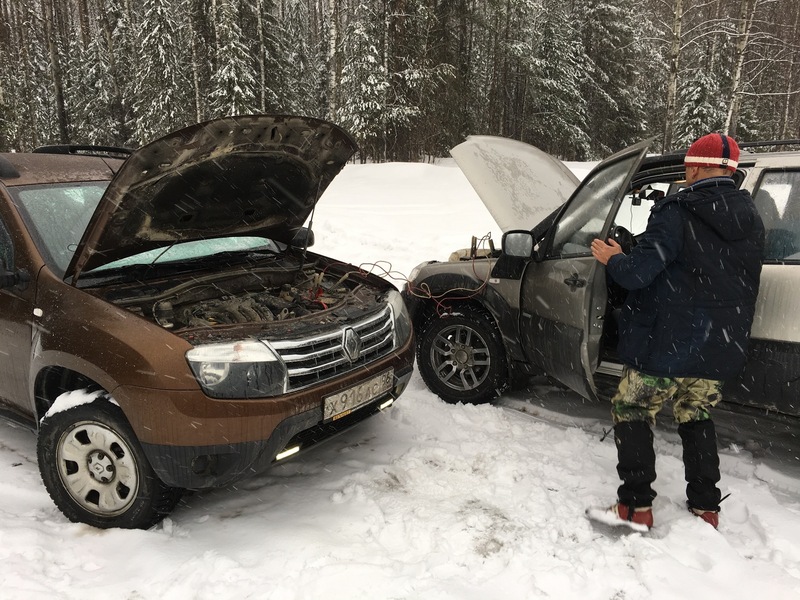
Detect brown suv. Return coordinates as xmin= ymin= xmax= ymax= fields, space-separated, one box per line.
xmin=0 ymin=115 xmax=414 ymax=529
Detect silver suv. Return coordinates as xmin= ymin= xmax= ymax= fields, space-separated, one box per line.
xmin=402 ymin=136 xmax=800 ymax=422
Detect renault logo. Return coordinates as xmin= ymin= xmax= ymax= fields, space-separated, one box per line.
xmin=342 ymin=328 xmax=362 ymax=363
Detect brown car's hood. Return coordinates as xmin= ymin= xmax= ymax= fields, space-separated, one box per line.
xmin=66 ymin=115 xmax=358 ymax=282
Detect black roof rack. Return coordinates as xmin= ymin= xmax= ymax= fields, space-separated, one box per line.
xmin=32 ymin=144 xmax=134 ymax=158
xmin=666 ymin=139 xmax=800 ymax=156
xmin=738 ymin=139 xmax=800 ymax=150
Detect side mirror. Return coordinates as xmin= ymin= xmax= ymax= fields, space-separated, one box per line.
xmin=502 ymin=230 xmax=534 ymax=258
xmin=290 ymin=227 xmax=315 ymax=248
xmin=493 ymin=230 xmax=534 ymax=280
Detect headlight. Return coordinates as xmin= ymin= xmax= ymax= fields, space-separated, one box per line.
xmin=408 ymin=265 xmax=423 ymax=283
xmin=186 ymin=340 xmax=288 ymax=399
xmin=387 ymin=290 xmax=413 ymax=349
xmin=407 ymin=260 xmax=432 ymax=284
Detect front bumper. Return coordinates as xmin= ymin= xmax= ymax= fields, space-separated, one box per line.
xmin=141 ymin=366 xmax=412 ymax=488
xmin=113 ymin=334 xmax=415 ymax=489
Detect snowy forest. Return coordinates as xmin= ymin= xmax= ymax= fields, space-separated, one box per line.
xmin=0 ymin=0 xmax=798 ymax=161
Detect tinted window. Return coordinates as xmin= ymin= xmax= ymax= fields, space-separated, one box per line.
xmin=753 ymin=170 xmax=800 ymax=261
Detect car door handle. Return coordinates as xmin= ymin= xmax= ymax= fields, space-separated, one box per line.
xmin=563 ymin=273 xmax=586 ymax=291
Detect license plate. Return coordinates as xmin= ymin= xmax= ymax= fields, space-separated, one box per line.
xmin=324 ymin=369 xmax=394 ymax=422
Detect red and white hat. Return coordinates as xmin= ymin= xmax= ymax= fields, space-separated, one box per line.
xmin=684 ymin=133 xmax=740 ymax=172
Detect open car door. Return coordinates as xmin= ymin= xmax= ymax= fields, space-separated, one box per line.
xmin=518 ymin=140 xmax=651 ymax=399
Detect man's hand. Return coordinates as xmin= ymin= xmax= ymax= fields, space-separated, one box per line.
xmin=591 ymin=238 xmax=623 ymax=265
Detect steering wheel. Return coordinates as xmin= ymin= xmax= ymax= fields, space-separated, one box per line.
xmin=610 ymin=225 xmax=636 ymax=254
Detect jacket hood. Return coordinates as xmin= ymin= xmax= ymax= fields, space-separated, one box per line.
xmin=681 ymin=177 xmax=759 ymax=242
xmin=66 ymin=114 xmax=358 ymax=282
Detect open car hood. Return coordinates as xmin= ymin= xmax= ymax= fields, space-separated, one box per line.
xmin=66 ymin=115 xmax=358 ymax=282
xmin=450 ymin=136 xmax=580 ymax=232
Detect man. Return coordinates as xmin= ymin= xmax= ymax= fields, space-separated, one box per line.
xmin=587 ymin=133 xmax=764 ymax=531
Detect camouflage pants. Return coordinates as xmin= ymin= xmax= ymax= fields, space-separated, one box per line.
xmin=611 ymin=367 xmax=723 ymax=426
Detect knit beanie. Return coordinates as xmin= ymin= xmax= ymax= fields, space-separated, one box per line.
xmin=684 ymin=133 xmax=740 ymax=172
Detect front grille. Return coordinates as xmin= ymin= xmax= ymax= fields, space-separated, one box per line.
xmin=268 ymin=306 xmax=395 ymax=390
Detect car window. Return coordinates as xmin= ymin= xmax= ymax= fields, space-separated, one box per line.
xmin=615 ymin=183 xmax=671 ymax=236
xmin=10 ymin=182 xmax=107 ymax=276
xmin=547 ymin=153 xmax=640 ymax=257
xmin=752 ymin=170 xmax=800 ymax=262
xmin=0 ymin=217 xmax=12 ymax=270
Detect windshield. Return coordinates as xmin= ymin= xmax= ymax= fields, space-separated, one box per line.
xmin=10 ymin=182 xmax=282 ymax=279
xmin=88 ymin=236 xmax=281 ymax=274
xmin=11 ymin=182 xmax=107 ymax=277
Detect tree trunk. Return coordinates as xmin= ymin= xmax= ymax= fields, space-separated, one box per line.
xmin=256 ymin=0 xmax=266 ymax=112
xmin=96 ymin=0 xmax=132 ymax=144
xmin=189 ymin=17 xmax=203 ymax=122
xmin=14 ymin=2 xmax=38 ymax=148
xmin=42 ymin=0 xmax=69 ymax=143
xmin=77 ymin=0 xmax=91 ymax=48
xmin=662 ymin=0 xmax=683 ymax=152
xmin=724 ymin=0 xmax=759 ymax=137
xmin=327 ymin=0 xmax=338 ymax=117
xmin=779 ymin=4 xmax=799 ymax=141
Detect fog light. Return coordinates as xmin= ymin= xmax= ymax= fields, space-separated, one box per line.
xmin=191 ymin=454 xmax=214 ymax=475
xmin=379 ymin=398 xmax=394 ymax=410
xmin=275 ymin=445 xmax=300 ymax=461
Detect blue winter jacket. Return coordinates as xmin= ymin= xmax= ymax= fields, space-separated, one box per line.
xmin=606 ymin=177 xmax=765 ymax=379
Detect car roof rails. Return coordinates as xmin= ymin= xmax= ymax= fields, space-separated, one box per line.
xmin=739 ymin=139 xmax=800 ymax=151
xmin=32 ymin=144 xmax=134 ymax=159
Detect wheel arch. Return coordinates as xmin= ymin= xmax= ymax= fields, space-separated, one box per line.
xmin=410 ymin=273 xmax=526 ymax=366
xmin=33 ymin=366 xmax=106 ymax=425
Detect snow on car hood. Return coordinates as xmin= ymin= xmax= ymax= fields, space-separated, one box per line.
xmin=66 ymin=115 xmax=358 ymax=282
xmin=450 ymin=136 xmax=580 ymax=232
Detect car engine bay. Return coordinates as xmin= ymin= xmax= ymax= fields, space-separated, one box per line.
xmin=100 ymin=259 xmax=382 ymax=334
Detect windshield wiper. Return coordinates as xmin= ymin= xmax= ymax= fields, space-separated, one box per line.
xmin=80 ymin=247 xmax=281 ymax=283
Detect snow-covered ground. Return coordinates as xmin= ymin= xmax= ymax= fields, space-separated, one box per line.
xmin=2 ymin=161 xmax=800 ymax=599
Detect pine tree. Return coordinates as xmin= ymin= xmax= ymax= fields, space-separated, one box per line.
xmin=68 ymin=38 xmax=126 ymax=145
xmin=334 ymin=2 xmax=389 ymax=161
xmin=184 ymin=0 xmax=214 ymax=122
xmin=579 ymin=0 xmax=654 ymax=156
xmin=132 ymin=0 xmax=190 ymax=144
xmin=381 ymin=0 xmax=454 ymax=160
xmin=528 ymin=0 xmax=590 ymax=159
xmin=208 ymin=0 xmax=258 ymax=117
xmin=280 ymin=0 xmax=325 ymax=116
xmin=71 ymin=0 xmax=137 ymax=145
xmin=243 ymin=0 xmax=288 ymax=112
xmin=675 ymin=68 xmax=727 ymax=147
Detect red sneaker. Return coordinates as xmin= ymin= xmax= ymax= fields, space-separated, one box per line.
xmin=691 ymin=508 xmax=719 ymax=529
xmin=586 ymin=503 xmax=653 ymax=532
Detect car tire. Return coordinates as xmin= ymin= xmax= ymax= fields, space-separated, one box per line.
xmin=37 ymin=399 xmax=182 ymax=529
xmin=417 ymin=306 xmax=507 ymax=404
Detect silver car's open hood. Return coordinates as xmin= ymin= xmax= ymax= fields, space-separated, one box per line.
xmin=66 ymin=115 xmax=358 ymax=282
xmin=450 ymin=136 xmax=580 ymax=232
